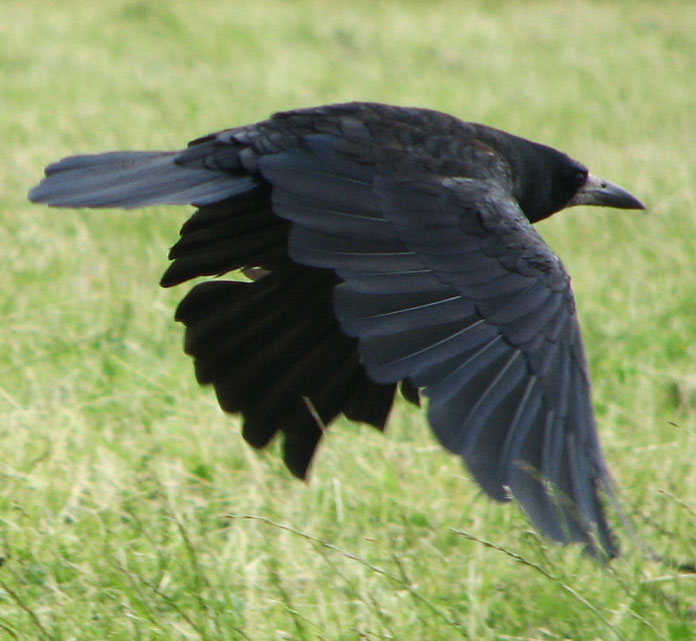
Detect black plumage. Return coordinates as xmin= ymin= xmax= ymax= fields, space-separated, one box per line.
xmin=29 ymin=102 xmax=644 ymax=556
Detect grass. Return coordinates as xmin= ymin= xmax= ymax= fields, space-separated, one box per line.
xmin=3 ymin=0 xmax=696 ymax=638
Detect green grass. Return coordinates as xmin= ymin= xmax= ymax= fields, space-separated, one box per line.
xmin=3 ymin=0 xmax=696 ymax=638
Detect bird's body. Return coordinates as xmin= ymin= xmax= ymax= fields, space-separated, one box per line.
xmin=29 ymin=102 xmax=644 ymax=556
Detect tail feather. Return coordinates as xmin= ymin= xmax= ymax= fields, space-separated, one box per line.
xmin=28 ymin=150 xmax=256 ymax=209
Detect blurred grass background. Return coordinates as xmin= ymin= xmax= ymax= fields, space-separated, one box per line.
xmin=3 ymin=0 xmax=696 ymax=639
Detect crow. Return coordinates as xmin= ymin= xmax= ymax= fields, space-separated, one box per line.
xmin=29 ymin=102 xmax=644 ymax=557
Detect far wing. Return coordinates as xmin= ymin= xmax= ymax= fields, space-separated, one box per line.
xmin=258 ymin=135 xmax=617 ymax=556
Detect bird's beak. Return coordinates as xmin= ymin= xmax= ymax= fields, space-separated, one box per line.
xmin=568 ymin=173 xmax=645 ymax=210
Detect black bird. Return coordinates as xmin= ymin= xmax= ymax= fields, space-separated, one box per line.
xmin=29 ymin=102 xmax=644 ymax=556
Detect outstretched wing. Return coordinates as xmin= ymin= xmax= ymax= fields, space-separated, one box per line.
xmin=257 ymin=134 xmax=617 ymax=556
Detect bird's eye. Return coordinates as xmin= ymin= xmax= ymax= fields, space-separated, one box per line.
xmin=573 ymin=171 xmax=587 ymax=188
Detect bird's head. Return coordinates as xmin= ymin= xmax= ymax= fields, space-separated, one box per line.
xmin=508 ymin=137 xmax=645 ymax=223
